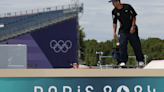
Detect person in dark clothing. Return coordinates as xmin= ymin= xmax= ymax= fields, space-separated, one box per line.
xmin=109 ymin=0 xmax=144 ymax=66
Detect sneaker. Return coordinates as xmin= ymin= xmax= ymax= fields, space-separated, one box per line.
xmin=139 ymin=61 xmax=144 ymax=66
xmin=120 ymin=62 xmax=125 ymax=66
xmin=116 ymin=42 xmax=120 ymax=46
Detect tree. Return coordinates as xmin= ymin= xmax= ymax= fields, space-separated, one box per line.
xmin=98 ymin=40 xmax=115 ymax=65
xmin=79 ymin=26 xmax=86 ymax=60
xmin=142 ymin=38 xmax=164 ymax=63
xmin=84 ymin=39 xmax=115 ymax=65
xmin=84 ymin=39 xmax=98 ymax=66
xmin=83 ymin=33 xmax=164 ymax=66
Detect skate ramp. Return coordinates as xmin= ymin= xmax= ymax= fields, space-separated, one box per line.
xmin=144 ymin=60 xmax=164 ymax=69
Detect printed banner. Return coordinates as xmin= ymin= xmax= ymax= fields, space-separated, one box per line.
xmin=0 ymin=18 xmax=77 ymax=68
xmin=0 ymin=77 xmax=162 ymax=92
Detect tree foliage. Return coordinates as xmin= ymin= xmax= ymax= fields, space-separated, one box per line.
xmin=81 ymin=38 xmax=164 ymax=65
xmin=79 ymin=26 xmax=86 ymax=60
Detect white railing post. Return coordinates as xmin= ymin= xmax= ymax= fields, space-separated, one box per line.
xmin=144 ymin=55 xmax=148 ymax=65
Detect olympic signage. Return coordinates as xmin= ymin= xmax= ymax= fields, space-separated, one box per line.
xmin=0 ymin=77 xmax=161 ymax=92
xmin=29 ymin=18 xmax=77 ymax=68
xmin=50 ymin=40 xmax=72 ymax=53
xmin=34 ymin=85 xmax=156 ymax=92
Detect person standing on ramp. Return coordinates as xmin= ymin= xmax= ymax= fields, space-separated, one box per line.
xmin=109 ymin=0 xmax=144 ymax=66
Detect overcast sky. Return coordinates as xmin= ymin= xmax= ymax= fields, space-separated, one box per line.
xmin=0 ymin=0 xmax=164 ymax=42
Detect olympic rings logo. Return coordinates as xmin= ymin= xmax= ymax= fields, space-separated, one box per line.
xmin=50 ymin=40 xmax=72 ymax=53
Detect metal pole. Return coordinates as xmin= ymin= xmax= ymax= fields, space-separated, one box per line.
xmin=144 ymin=55 xmax=146 ymax=65
xmin=144 ymin=55 xmax=147 ymax=65
xmin=135 ymin=57 xmax=138 ymax=65
xmin=100 ymin=55 xmax=102 ymax=69
xmin=106 ymin=64 xmax=108 ymax=69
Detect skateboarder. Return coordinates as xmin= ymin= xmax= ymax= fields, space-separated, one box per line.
xmin=109 ymin=0 xmax=144 ymax=66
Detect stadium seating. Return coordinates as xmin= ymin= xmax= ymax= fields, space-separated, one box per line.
xmin=0 ymin=5 xmax=81 ymax=41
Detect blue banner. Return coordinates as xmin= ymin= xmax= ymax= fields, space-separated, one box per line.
xmin=0 ymin=18 xmax=77 ymax=68
xmin=0 ymin=77 xmax=163 ymax=92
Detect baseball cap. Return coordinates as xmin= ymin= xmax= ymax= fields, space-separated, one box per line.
xmin=109 ymin=0 xmax=117 ymax=3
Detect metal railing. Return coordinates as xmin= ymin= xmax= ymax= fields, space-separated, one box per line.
xmin=0 ymin=3 xmax=83 ymax=18
xmin=98 ymin=55 xmax=148 ymax=69
xmin=0 ymin=3 xmax=83 ymax=41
